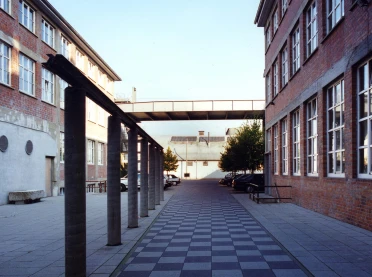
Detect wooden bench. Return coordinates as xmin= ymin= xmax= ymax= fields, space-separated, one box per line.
xmin=9 ymin=190 xmax=45 ymax=204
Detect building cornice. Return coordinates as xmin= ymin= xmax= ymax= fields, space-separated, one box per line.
xmin=33 ymin=0 xmax=121 ymax=81
xmin=254 ymin=0 xmax=275 ymax=27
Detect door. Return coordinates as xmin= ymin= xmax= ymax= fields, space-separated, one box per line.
xmin=45 ymin=158 xmax=52 ymax=197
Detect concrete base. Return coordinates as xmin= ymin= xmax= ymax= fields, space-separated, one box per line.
xmin=9 ymin=190 xmax=44 ymax=204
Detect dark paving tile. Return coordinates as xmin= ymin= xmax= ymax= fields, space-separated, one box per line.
xmin=162 ymin=251 xmax=188 ymax=257
xmin=118 ymin=271 xmax=151 ymax=277
xmin=180 ymin=270 xmax=211 ymax=277
xmin=212 ymin=262 xmax=241 ymax=270
xmin=212 ymin=251 xmax=237 ymax=256
xmin=242 ymin=269 xmax=276 ymax=277
xmin=184 ymin=256 xmax=212 ymax=263
xmin=189 ymin=246 xmax=212 ymax=251
xmin=235 ymin=246 xmax=258 ymax=250
xmin=141 ymin=247 xmax=167 ymax=252
xmin=260 ymin=250 xmax=286 ymax=255
xmin=131 ymin=257 xmax=160 ymax=263
xmin=153 ymin=263 xmax=184 ymax=270
xmin=168 ymin=243 xmax=191 ymax=247
xmin=212 ymin=241 xmax=234 ymax=246
xmin=238 ymin=256 xmax=266 ymax=262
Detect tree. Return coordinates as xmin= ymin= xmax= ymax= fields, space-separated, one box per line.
xmin=219 ymin=120 xmax=264 ymax=173
xmin=163 ymin=147 xmax=179 ymax=173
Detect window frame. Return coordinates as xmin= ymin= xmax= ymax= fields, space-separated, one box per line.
xmin=266 ymin=72 xmax=271 ymax=103
xmin=19 ymin=0 xmax=35 ymax=33
xmin=0 ymin=0 xmax=10 ymax=14
xmin=292 ymin=27 xmax=300 ymax=75
xmin=282 ymin=119 xmax=288 ymax=175
xmin=60 ymin=36 xmax=70 ymax=60
xmin=19 ymin=53 xmax=35 ymax=96
xmin=41 ymin=19 xmax=55 ymax=48
xmin=59 ymin=78 xmax=68 ymax=110
xmin=307 ymin=98 xmax=318 ymax=176
xmin=88 ymin=99 xmax=95 ymax=122
xmin=88 ymin=60 xmax=95 ymax=79
xmin=274 ymin=124 xmax=279 ymax=175
xmin=306 ymin=1 xmax=318 ymax=58
xmin=265 ymin=23 xmax=271 ymax=50
xmin=328 ymin=79 xmax=345 ymax=177
xmin=76 ymin=50 xmax=84 ymax=71
xmin=293 ymin=110 xmax=301 ymax=175
xmin=87 ymin=139 xmax=95 ymax=165
xmin=42 ymin=68 xmax=55 ymax=104
xmin=357 ymin=60 xmax=372 ymax=178
xmin=98 ymin=142 xmax=104 ymax=165
xmin=281 ymin=47 xmax=288 ymax=87
xmin=282 ymin=0 xmax=288 ymax=18
xmin=266 ymin=129 xmax=272 ymax=153
xmin=327 ymin=0 xmax=344 ymax=33
xmin=0 ymin=41 xmax=11 ymax=86
xmin=273 ymin=61 xmax=279 ymax=97
xmin=273 ymin=8 xmax=278 ymax=34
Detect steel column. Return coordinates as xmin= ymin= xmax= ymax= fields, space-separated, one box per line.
xmin=154 ymin=148 xmax=160 ymax=205
xmin=148 ymin=144 xmax=155 ymax=210
xmin=64 ymin=87 xmax=86 ymax=277
xmin=160 ymin=151 xmax=164 ymax=201
xmin=128 ymin=128 xmax=138 ymax=228
xmin=107 ymin=115 xmax=122 ymax=245
xmin=140 ymin=138 xmax=149 ymax=217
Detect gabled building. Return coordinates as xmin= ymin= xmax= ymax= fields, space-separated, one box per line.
xmin=256 ymin=0 xmax=372 ymax=231
xmin=0 ymin=0 xmax=121 ymax=205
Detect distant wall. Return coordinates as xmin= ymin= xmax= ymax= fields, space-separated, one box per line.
xmin=169 ymin=160 xmax=225 ymax=180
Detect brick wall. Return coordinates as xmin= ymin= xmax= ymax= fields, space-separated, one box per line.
xmin=262 ymin=1 xmax=372 ymax=231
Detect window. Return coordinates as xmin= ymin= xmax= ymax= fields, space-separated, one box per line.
xmin=282 ymin=0 xmax=288 ymax=17
xmin=265 ymin=24 xmax=271 ymax=49
xmin=273 ymin=9 xmax=278 ymax=34
xmin=307 ymin=98 xmax=318 ymax=175
xmin=19 ymin=1 xmax=35 ymax=32
xmin=41 ymin=19 xmax=54 ymax=48
xmin=98 ymin=70 xmax=105 ymax=88
xmin=187 ymin=161 xmax=193 ymax=166
xmin=19 ymin=53 xmax=35 ymax=96
xmin=61 ymin=36 xmax=69 ymax=59
xmin=266 ymin=72 xmax=271 ymax=103
xmin=282 ymin=119 xmax=288 ymax=175
xmin=42 ymin=68 xmax=55 ymax=104
xmin=76 ymin=50 xmax=84 ymax=71
xmin=327 ymin=0 xmax=344 ymax=32
xmin=88 ymin=99 xmax=95 ymax=121
xmin=87 ymin=139 xmax=95 ymax=164
xmin=292 ymin=27 xmax=300 ymax=74
xmin=328 ymin=80 xmax=345 ymax=176
xmin=59 ymin=78 xmax=68 ymax=109
xmin=273 ymin=61 xmax=278 ymax=96
xmin=293 ymin=110 xmax=300 ymax=175
xmin=0 ymin=41 xmax=11 ymax=86
xmin=98 ymin=107 xmax=105 ymax=126
xmin=306 ymin=2 xmax=318 ymax=58
xmin=266 ymin=129 xmax=271 ymax=152
xmin=203 ymin=161 xmax=208 ymax=166
xmin=107 ymin=78 xmax=113 ymax=93
xmin=98 ymin=142 xmax=104 ymax=165
xmin=60 ymin=132 xmax=64 ymax=163
xmin=357 ymin=61 xmax=372 ymax=177
xmin=274 ymin=124 xmax=278 ymax=174
xmin=88 ymin=60 xmax=95 ymax=79
xmin=1 ymin=0 xmax=10 ymax=13
xmin=281 ymin=47 xmax=288 ymax=87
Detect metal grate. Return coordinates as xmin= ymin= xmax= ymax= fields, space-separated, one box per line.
xmin=0 ymin=135 xmax=8 ymax=152
xmin=25 ymin=140 xmax=33 ymax=155
xmin=170 ymin=136 xmax=197 ymax=142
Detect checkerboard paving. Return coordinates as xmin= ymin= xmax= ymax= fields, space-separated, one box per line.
xmin=117 ymin=181 xmax=309 ymax=277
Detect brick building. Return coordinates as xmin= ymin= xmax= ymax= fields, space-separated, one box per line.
xmin=255 ymin=0 xmax=372 ymax=231
xmin=0 ymin=0 xmax=120 ymax=205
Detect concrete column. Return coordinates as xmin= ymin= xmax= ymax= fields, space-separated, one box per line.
xmin=64 ymin=87 xmax=86 ymax=277
xmin=148 ymin=143 xmax=155 ymax=210
xmin=160 ymin=151 xmax=164 ymax=201
xmin=107 ymin=115 xmax=121 ymax=246
xmin=140 ymin=138 xmax=149 ymax=217
xmin=154 ymin=148 xmax=160 ymax=205
xmin=128 ymin=127 xmax=138 ymax=228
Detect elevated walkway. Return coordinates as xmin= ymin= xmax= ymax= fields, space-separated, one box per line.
xmin=116 ymin=100 xmax=265 ymax=122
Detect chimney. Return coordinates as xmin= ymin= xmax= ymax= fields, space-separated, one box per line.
xmin=131 ymin=87 xmax=137 ymax=103
xmin=198 ymin=131 xmax=204 ymax=136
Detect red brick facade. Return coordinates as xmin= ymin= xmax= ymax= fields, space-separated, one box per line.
xmin=256 ymin=0 xmax=372 ymax=231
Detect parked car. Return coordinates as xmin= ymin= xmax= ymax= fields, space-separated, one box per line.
xmin=219 ymin=173 xmax=233 ymax=185
xmin=232 ymin=174 xmax=265 ymax=193
xmin=226 ymin=174 xmax=244 ymax=187
xmin=166 ymin=174 xmax=181 ymax=185
xmin=120 ymin=173 xmax=140 ymax=191
xmin=121 ymin=174 xmax=171 ymax=191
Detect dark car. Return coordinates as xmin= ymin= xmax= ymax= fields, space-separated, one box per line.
xmin=232 ymin=174 xmax=264 ymax=193
xmin=219 ymin=173 xmax=233 ymax=185
xmin=226 ymin=174 xmax=245 ymax=187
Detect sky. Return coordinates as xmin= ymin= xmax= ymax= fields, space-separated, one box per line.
xmin=49 ymin=0 xmax=265 ymax=136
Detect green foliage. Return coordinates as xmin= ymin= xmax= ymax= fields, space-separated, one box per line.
xmin=163 ymin=146 xmax=179 ymax=173
xmin=219 ymin=120 xmax=264 ymax=173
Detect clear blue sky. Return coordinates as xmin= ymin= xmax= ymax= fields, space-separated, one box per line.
xmin=49 ymin=0 xmax=264 ymax=135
